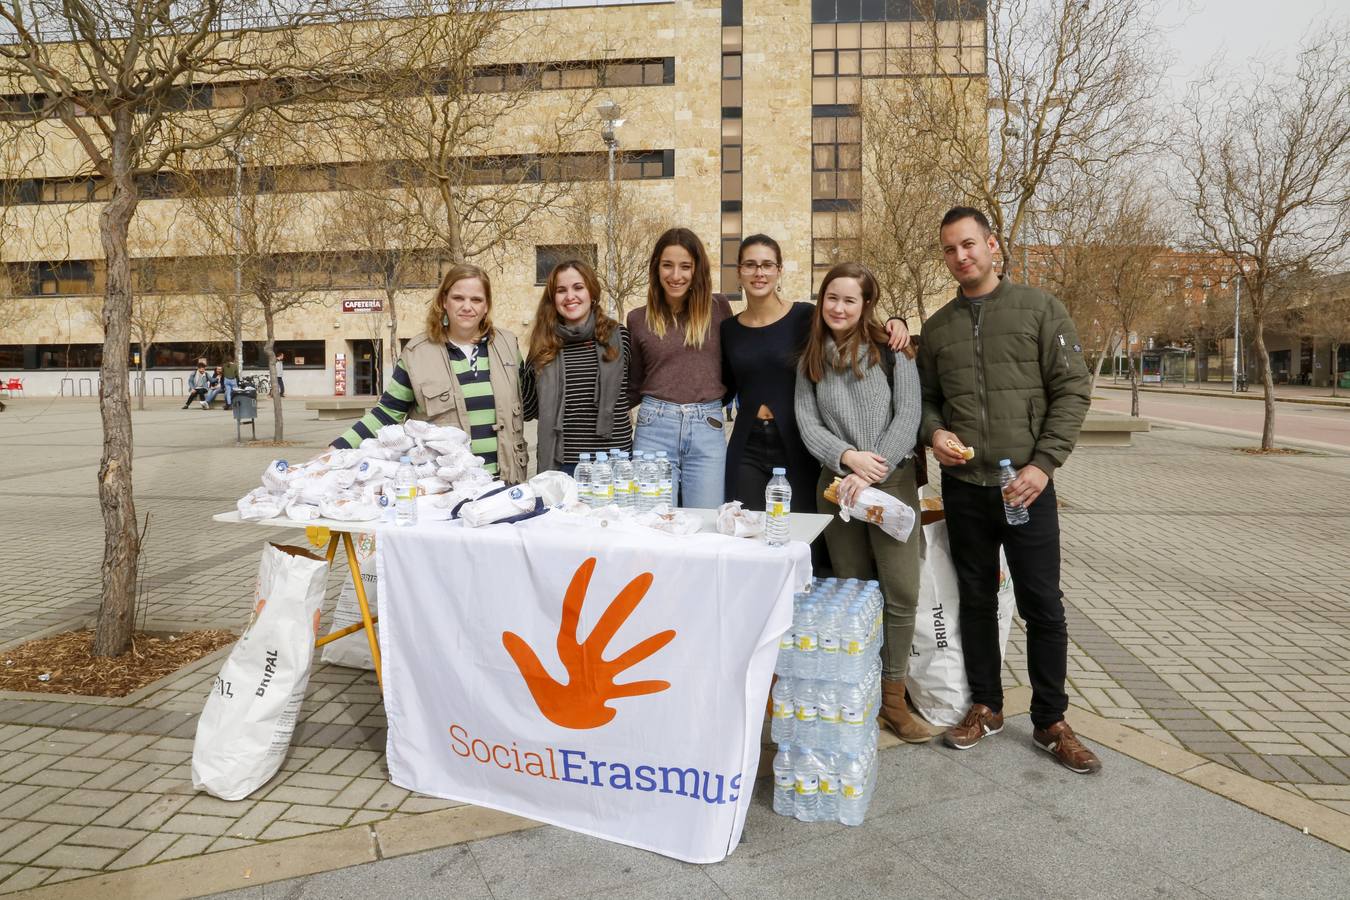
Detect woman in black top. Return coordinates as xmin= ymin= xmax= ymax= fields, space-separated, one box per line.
xmin=721 ymin=235 xmax=909 ymax=509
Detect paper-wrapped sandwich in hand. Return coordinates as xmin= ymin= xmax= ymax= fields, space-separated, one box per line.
xmin=945 ymin=437 xmax=975 ymax=460
xmin=823 ymin=477 xmax=917 ymax=542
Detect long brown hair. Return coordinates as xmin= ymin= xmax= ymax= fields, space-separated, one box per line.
xmin=426 ymin=263 xmax=494 ymax=343
xmin=644 ymin=227 xmax=713 ymax=347
xmin=801 ymin=262 xmax=912 ymax=383
xmin=526 ymin=259 xmax=620 ymax=370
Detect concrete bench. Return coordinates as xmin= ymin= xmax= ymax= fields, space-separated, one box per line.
xmin=305 ymin=398 xmax=371 ymax=420
xmin=1079 ymin=411 xmax=1151 ymax=447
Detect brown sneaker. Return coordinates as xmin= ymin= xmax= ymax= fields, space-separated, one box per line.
xmin=943 ymin=704 xmax=1004 ymax=750
xmin=1033 ymin=720 xmax=1102 ymax=774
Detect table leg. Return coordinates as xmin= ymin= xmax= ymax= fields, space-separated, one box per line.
xmin=342 ymin=531 xmax=383 ymax=687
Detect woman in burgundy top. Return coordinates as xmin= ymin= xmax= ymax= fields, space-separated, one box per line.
xmin=626 ymin=228 xmax=732 ymax=508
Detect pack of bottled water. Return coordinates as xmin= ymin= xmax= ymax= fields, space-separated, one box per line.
xmin=576 ymin=450 xmax=671 ymax=510
xmin=769 ymin=577 xmax=883 ymax=825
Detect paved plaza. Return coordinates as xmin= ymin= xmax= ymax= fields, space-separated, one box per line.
xmin=0 ymin=396 xmax=1347 ymax=895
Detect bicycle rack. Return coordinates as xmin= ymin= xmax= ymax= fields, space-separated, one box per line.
xmin=151 ymin=376 xmax=166 ymax=397
xmin=78 ymin=377 xmax=94 ymax=397
xmin=59 ymin=377 xmax=75 ymax=397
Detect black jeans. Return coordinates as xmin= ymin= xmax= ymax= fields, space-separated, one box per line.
xmin=941 ymin=473 xmax=1068 ymax=730
xmin=276 ymin=376 xmax=285 ymax=398
xmin=735 ymin=418 xmax=790 ymax=512
xmin=183 ymin=388 xmax=206 ymax=406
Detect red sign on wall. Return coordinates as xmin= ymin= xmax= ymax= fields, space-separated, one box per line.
xmin=334 ymin=352 xmax=347 ymax=396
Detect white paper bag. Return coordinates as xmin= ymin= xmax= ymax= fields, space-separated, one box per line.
xmin=321 ymin=533 xmax=379 ymax=670
xmin=905 ymin=519 xmax=1016 ymax=727
xmin=192 ymin=543 xmax=328 ymax=801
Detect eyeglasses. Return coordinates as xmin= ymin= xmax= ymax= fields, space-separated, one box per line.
xmin=738 ymin=261 xmax=780 ymax=275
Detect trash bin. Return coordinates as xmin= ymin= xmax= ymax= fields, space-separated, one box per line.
xmin=233 ymin=395 xmax=257 ymax=443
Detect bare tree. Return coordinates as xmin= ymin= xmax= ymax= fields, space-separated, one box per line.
xmin=356 ymin=0 xmax=602 ymax=263
xmin=1176 ymin=29 xmax=1350 ymax=448
xmin=856 ymin=83 xmax=956 ymax=324
xmin=129 ymin=291 xmax=185 ymax=411
xmin=561 ymin=175 xmax=666 ymax=319
xmin=1088 ymin=185 xmax=1172 ymax=415
xmin=902 ymin=0 xmax=1165 ymax=279
xmin=0 ymin=1 xmax=374 ymax=654
xmin=181 ymin=131 xmax=337 ymax=441
xmin=1285 ymin=272 xmax=1350 ymax=398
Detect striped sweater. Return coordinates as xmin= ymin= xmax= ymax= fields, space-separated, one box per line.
xmin=521 ymin=329 xmax=634 ymax=466
xmin=331 ymin=338 xmax=500 ymax=474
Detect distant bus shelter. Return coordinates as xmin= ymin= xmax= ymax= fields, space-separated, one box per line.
xmin=1139 ymin=348 xmax=1190 ymax=384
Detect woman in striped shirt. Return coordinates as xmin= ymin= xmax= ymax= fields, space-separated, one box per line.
xmin=522 ymin=259 xmax=632 ymax=475
xmin=331 ymin=263 xmax=528 ymax=483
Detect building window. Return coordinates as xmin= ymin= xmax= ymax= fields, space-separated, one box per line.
xmin=36 ymin=344 xmax=103 ymax=369
xmin=535 ymin=244 xmax=596 ymax=285
xmin=35 ymin=261 xmax=96 ymax=295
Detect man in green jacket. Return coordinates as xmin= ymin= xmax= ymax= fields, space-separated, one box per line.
xmin=221 ymin=360 xmax=239 ymax=410
xmin=917 ymin=207 xmax=1100 ymax=774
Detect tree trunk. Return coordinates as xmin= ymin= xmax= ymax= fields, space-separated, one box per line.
xmin=263 ymin=303 xmax=282 ymax=442
xmin=385 ymin=267 xmax=399 ymax=386
xmin=1331 ymin=341 xmax=1340 ymax=399
xmin=1254 ymin=316 xmax=1276 ymax=450
xmin=231 ymin=294 xmax=244 ymax=376
xmin=1128 ymin=348 xmax=1140 ymax=417
xmin=137 ymin=345 xmax=147 ymax=411
xmin=92 ymin=132 xmax=141 ymax=658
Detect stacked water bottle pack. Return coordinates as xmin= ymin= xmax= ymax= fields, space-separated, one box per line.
xmin=574 ymin=450 xmax=673 ymax=511
xmin=770 ymin=578 xmax=885 ymax=826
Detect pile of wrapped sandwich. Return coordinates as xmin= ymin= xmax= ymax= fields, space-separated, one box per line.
xmin=235 ymin=422 xmax=496 ymax=523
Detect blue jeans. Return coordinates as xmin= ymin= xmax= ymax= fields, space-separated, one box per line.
xmin=633 ymin=397 xmax=727 ymax=509
xmin=224 ymin=377 xmax=237 ymax=406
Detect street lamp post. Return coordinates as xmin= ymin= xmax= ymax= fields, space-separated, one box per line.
xmin=1232 ymin=274 xmax=1242 ymax=393
xmin=596 ymin=100 xmax=624 ymax=319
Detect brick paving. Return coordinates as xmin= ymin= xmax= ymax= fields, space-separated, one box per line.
xmin=0 ymin=397 xmax=1348 ymax=892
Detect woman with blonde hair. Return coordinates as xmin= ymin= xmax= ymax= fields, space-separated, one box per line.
xmin=625 ymin=227 xmax=733 ymax=508
xmin=795 ymin=262 xmax=939 ymax=743
xmin=522 ymin=259 xmax=632 ymax=475
xmin=331 ymin=263 xmax=527 ymax=483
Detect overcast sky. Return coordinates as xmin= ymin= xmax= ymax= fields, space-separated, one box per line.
xmin=1159 ymin=0 xmax=1341 ymax=96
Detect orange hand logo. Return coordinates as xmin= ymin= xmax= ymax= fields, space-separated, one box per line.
xmin=502 ymin=557 xmax=676 ymax=730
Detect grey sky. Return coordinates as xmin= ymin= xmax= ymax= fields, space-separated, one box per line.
xmin=1160 ymin=0 xmax=1340 ymax=95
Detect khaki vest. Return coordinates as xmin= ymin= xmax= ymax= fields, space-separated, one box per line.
xmin=400 ymin=328 xmax=528 ymax=484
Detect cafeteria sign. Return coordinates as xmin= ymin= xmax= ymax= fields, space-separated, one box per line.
xmin=376 ymin=521 xmax=810 ymax=863
xmin=341 ymin=298 xmax=383 ymax=313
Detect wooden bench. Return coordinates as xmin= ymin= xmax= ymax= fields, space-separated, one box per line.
xmin=305 ymin=398 xmax=371 ymax=420
xmin=1079 ymin=411 xmax=1150 ymax=447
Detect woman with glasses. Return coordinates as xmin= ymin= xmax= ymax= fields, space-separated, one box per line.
xmin=626 ymin=227 xmax=732 ymax=508
xmin=720 ymin=235 xmax=909 ymax=512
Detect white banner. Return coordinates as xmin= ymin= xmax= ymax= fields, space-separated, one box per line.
xmin=376 ymin=515 xmax=811 ymax=863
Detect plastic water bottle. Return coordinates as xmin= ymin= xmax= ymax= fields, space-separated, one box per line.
xmin=575 ymin=453 xmax=593 ymax=507
xmin=818 ymin=751 xmax=841 ymax=823
xmin=999 ymin=458 xmax=1030 ymax=525
xmin=611 ymin=450 xmax=636 ymax=510
xmin=636 ymin=453 xmax=658 ymax=512
xmin=771 ymin=676 xmax=795 ymax=745
xmin=839 ymin=683 xmax=867 ymax=756
xmin=772 ymin=745 xmax=794 ymax=816
xmin=775 ymin=621 xmax=796 ymax=677
xmin=839 ymin=754 xmax=868 ymax=826
xmin=654 ymin=451 xmax=673 ymax=508
xmin=818 ymin=597 xmax=842 ymax=681
xmin=795 ymin=601 xmax=820 ymax=678
xmin=793 ymin=748 xmax=821 ymax=822
xmin=394 ymin=456 xmax=418 ymax=527
xmin=816 ymin=681 xmax=841 ymax=753
xmin=794 ymin=679 xmax=820 ymax=748
xmin=839 ymin=602 xmax=868 ymax=684
xmin=591 ymin=452 xmax=614 ymax=506
xmin=765 ymin=467 xmax=791 ymax=546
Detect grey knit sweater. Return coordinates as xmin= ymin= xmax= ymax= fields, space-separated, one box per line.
xmin=794 ymin=340 xmax=923 ymax=476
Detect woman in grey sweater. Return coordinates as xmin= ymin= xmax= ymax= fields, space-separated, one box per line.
xmin=795 ymin=262 xmax=940 ymax=744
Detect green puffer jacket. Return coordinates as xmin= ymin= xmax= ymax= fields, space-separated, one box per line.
xmin=917 ymin=277 xmax=1091 ymax=487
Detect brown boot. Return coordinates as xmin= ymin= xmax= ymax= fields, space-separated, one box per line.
xmin=878 ymin=679 xmax=943 ymax=743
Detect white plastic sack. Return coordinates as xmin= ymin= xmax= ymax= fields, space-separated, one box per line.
xmin=319 ymin=493 xmax=383 ymax=522
xmin=321 ymin=533 xmax=379 ymax=669
xmin=528 ymin=471 xmax=577 ymax=507
xmin=906 ymin=519 xmax=1016 ymax=727
xmin=237 ymin=488 xmax=287 ymax=521
xmin=715 ymin=501 xmax=764 ymax=538
xmin=261 ymin=460 xmax=292 ymax=493
xmin=377 ymin=423 xmax=413 ymax=451
xmin=192 ymin=543 xmax=328 ymax=800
